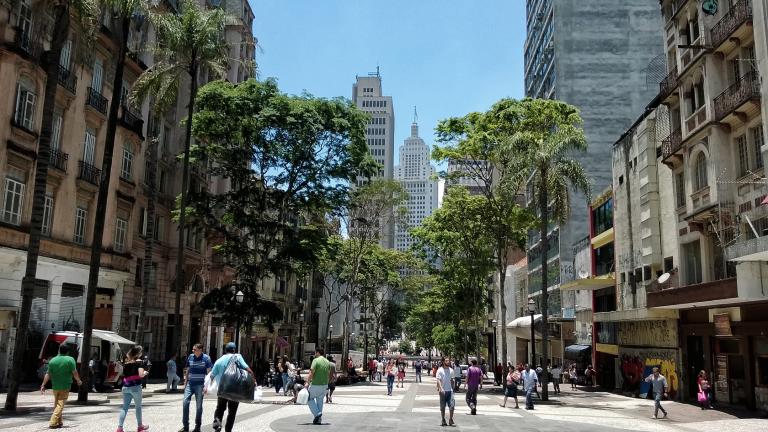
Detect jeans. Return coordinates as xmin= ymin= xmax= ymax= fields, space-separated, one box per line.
xmin=274 ymin=374 xmax=283 ymax=393
xmin=213 ymin=397 xmax=239 ymax=432
xmin=282 ymin=373 xmax=291 ymax=394
xmin=167 ymin=373 xmax=180 ymax=391
xmin=416 ymin=371 xmax=422 ymax=382
xmin=182 ymin=383 xmax=204 ymax=429
xmin=49 ymin=390 xmax=68 ymax=427
xmin=654 ymin=392 xmax=667 ymax=417
xmin=118 ymin=385 xmax=143 ymax=428
xmin=386 ymin=374 xmax=395 ymax=395
xmin=465 ymin=385 xmax=478 ymax=409
xmin=307 ymin=384 xmax=327 ymax=418
xmin=525 ymin=387 xmax=535 ymax=409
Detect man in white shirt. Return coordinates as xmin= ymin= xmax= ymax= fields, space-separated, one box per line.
xmin=550 ymin=364 xmax=562 ymax=394
xmin=435 ymin=357 xmax=456 ymax=427
xmin=452 ymin=361 xmax=462 ymax=392
xmin=520 ymin=364 xmax=539 ymax=410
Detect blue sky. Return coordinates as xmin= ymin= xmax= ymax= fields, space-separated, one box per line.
xmin=252 ymin=0 xmax=526 ymax=159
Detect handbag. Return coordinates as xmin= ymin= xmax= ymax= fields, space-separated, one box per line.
xmin=697 ymin=391 xmax=707 ymax=403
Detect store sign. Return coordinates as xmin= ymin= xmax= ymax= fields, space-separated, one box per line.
xmin=714 ymin=313 xmax=732 ymax=336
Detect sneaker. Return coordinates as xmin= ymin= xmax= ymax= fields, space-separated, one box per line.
xmin=193 ymin=427 xmax=201 ymax=432
xmin=115 ymin=428 xmax=124 ymax=432
xmin=138 ymin=425 xmax=150 ymax=432
xmin=662 ymin=413 xmax=668 ymax=419
xmin=470 ymin=408 xmax=476 ymax=415
xmin=178 ymin=428 xmax=189 ymax=432
xmin=212 ymin=418 xmax=222 ymax=432
xmin=449 ymin=420 xmax=456 ymax=427
xmin=441 ymin=420 xmax=448 ymax=427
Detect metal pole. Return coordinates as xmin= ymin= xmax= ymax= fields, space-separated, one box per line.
xmin=299 ymin=320 xmax=303 ymax=368
xmin=236 ymin=318 xmax=241 ymax=350
xmin=530 ymin=311 xmax=536 ymax=367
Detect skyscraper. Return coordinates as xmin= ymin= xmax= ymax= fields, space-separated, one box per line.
xmin=523 ymin=1 xmax=663 ymax=316
xmin=353 ymin=70 xmax=396 ymax=248
xmin=394 ymin=111 xmax=439 ymax=253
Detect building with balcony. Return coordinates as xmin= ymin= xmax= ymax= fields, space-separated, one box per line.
xmin=523 ymin=1 xmax=664 ymax=342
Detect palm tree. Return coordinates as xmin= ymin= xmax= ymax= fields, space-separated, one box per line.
xmin=78 ymin=0 xmax=146 ymax=402
xmin=131 ymin=0 xmax=233 ymax=359
xmin=517 ymin=98 xmax=590 ymax=401
xmin=4 ymin=0 xmax=96 ymax=411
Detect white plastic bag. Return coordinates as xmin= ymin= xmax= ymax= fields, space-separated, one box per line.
xmin=296 ymin=388 xmax=309 ymax=405
xmin=253 ymin=386 xmax=263 ymax=402
xmin=204 ymin=372 xmax=218 ymax=396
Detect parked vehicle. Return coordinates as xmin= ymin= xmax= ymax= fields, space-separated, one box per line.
xmin=39 ymin=329 xmax=136 ymax=389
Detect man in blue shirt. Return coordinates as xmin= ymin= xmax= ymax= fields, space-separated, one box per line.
xmin=180 ymin=343 xmax=212 ymax=432
xmin=210 ymin=342 xmax=253 ymax=432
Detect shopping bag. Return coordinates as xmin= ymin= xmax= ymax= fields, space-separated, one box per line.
xmin=296 ymin=388 xmax=309 ymax=405
xmin=218 ymin=355 xmax=256 ymax=402
xmin=204 ymin=372 xmax=218 ymax=396
xmin=253 ymin=386 xmax=263 ymax=402
xmin=697 ymin=391 xmax=707 ymax=403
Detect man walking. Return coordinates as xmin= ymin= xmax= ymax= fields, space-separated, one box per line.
xmin=210 ymin=343 xmax=253 ymax=432
xmin=645 ymin=367 xmax=669 ymax=419
xmin=436 ymin=357 xmax=456 ymax=427
xmin=167 ymin=355 xmax=180 ymax=393
xmin=41 ymin=345 xmax=82 ymax=429
xmin=465 ymin=359 xmax=483 ymax=415
xmin=550 ymin=364 xmax=562 ymax=394
xmin=415 ymin=360 xmax=422 ymax=383
xmin=521 ymin=364 xmax=538 ymax=410
xmin=306 ymin=348 xmax=332 ymax=425
xmin=180 ymin=344 xmax=213 ymax=432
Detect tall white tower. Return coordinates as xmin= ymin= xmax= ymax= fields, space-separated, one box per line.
xmin=352 ymin=69 xmax=395 ymax=248
xmin=395 ymin=108 xmax=439 ymax=253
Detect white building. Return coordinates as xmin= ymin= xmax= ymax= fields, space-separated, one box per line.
xmin=394 ymin=117 xmax=439 ymax=253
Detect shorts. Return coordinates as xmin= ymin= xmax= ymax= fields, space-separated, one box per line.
xmin=439 ymin=391 xmax=455 ymax=410
xmin=328 ymin=382 xmax=336 ymax=391
xmin=505 ymin=385 xmax=518 ymax=397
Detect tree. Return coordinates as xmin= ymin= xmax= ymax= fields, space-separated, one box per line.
xmin=5 ymin=0 xmax=96 ymax=411
xmin=131 ymin=0 xmax=234 ymax=358
xmin=433 ymin=99 xmax=535 ymax=384
xmin=184 ymin=78 xmax=372 ymax=355
xmin=513 ymin=98 xmax=590 ymax=400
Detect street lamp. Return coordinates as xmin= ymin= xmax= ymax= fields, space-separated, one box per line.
xmin=527 ymin=298 xmax=536 ymax=367
xmin=234 ymin=290 xmax=244 ymax=347
xmin=298 ymin=312 xmax=305 ymax=368
xmin=491 ymin=319 xmax=498 ymax=382
xmin=328 ymin=324 xmax=334 ymax=352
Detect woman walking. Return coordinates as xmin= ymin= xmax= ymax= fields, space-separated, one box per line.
xmin=396 ymin=360 xmax=406 ymax=388
xmin=569 ymin=365 xmax=578 ymax=390
xmin=697 ymin=370 xmax=714 ymax=409
xmin=385 ymin=359 xmax=396 ymax=396
xmin=274 ymin=357 xmax=284 ymax=394
xmin=116 ymin=346 xmax=149 ymax=432
xmin=499 ymin=363 xmax=520 ymax=409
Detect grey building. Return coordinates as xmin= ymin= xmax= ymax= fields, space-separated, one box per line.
xmin=523 ymin=0 xmax=663 ymax=316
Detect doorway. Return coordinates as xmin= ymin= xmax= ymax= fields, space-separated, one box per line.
xmin=687 ymin=335 xmax=704 ymax=400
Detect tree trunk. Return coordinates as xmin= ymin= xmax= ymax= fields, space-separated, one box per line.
xmin=539 ymin=165 xmax=550 ymax=401
xmin=135 ymin=137 xmax=157 ymax=347
xmin=497 ymin=240 xmax=509 ymax=389
xmin=173 ymin=60 xmax=199 ymax=359
xmin=79 ymin=16 xmax=130 ymax=402
xmin=4 ymin=4 xmax=69 ymax=411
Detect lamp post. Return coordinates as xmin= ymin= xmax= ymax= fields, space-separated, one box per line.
xmin=491 ymin=319 xmax=498 ymax=380
xmin=527 ymin=298 xmax=536 ymax=367
xmin=327 ymin=324 xmax=334 ymax=352
xmin=234 ymin=290 xmax=244 ymax=347
xmin=298 ymin=312 xmax=305 ymax=368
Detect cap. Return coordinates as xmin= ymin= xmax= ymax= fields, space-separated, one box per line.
xmin=225 ymin=342 xmax=237 ymax=351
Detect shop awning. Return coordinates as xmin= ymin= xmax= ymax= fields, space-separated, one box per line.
xmin=564 ymin=344 xmax=591 ymax=360
xmin=507 ymin=314 xmax=542 ymax=328
xmin=92 ymin=329 xmax=136 ymax=345
xmin=591 ymin=227 xmax=614 ymax=249
xmin=276 ymin=336 xmax=289 ymax=348
xmin=560 ymin=274 xmax=616 ymax=291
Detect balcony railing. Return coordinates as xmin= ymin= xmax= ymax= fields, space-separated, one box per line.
xmin=57 ymin=65 xmax=77 ymax=94
xmin=710 ymin=0 xmax=753 ymax=50
xmin=119 ymin=105 xmax=144 ymax=136
xmin=659 ymin=66 xmax=678 ymax=99
xmin=661 ymin=128 xmax=683 ymax=161
xmin=78 ymin=160 xmax=101 ymax=185
xmin=725 ymin=234 xmax=768 ymax=261
xmin=13 ymin=28 xmax=42 ymax=59
xmin=86 ymin=87 xmax=108 ymax=115
xmin=714 ymin=71 xmax=761 ymax=121
xmin=50 ymin=150 xmax=68 ymax=172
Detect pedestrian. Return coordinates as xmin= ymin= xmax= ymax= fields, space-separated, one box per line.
xmin=167 ymin=355 xmax=180 ymax=393
xmin=306 ymin=348 xmax=332 ymax=425
xmin=521 ymin=364 xmax=538 ymax=410
xmin=452 ymin=361 xmax=462 ymax=392
xmin=585 ymin=364 xmax=596 ymax=386
xmin=415 ymin=360 xmax=423 ymax=383
xmin=209 ymin=342 xmax=254 ymax=432
xmin=274 ymin=357 xmax=283 ymax=394
xmin=180 ymin=343 xmax=213 ymax=432
xmin=368 ymin=357 xmax=376 ymax=382
xmin=88 ymin=352 xmax=100 ymax=392
xmin=435 ymin=357 xmax=456 ymax=427
xmin=385 ymin=359 xmax=396 ymax=395
xmin=291 ymin=372 xmax=306 ymax=403
xmin=140 ymin=351 xmax=151 ymax=389
xmin=550 ymin=364 xmax=562 ymax=394
xmin=465 ymin=359 xmax=483 ymax=415
xmin=116 ymin=345 xmax=150 ymax=432
xmin=40 ymin=344 xmax=82 ymax=429
xmin=396 ymin=360 xmax=406 ymax=387
xmin=283 ymin=356 xmax=297 ymax=396
xmin=377 ymin=357 xmax=384 ymax=382
xmin=569 ymin=365 xmax=578 ymax=390
xmin=644 ymin=366 xmax=668 ymax=419
xmin=494 ymin=363 xmax=502 ymax=386
xmin=697 ymin=370 xmax=714 ymax=409
xmin=325 ymin=355 xmax=337 ymax=404
xmin=499 ymin=363 xmax=520 ymax=409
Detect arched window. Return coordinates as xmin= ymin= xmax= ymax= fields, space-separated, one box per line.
xmin=694 ymin=152 xmax=708 ymax=191
xmin=14 ymin=76 xmax=36 ymax=130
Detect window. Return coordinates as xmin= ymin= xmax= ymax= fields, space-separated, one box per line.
xmin=17 ymin=0 xmax=32 ymax=37
xmin=675 ymin=172 xmax=685 ymax=208
xmin=91 ymin=58 xmax=103 ymax=92
xmin=752 ymin=125 xmax=764 ymax=169
xmin=138 ymin=207 xmax=147 ymax=236
xmin=121 ymin=144 xmax=133 ymax=181
xmin=60 ymin=39 xmax=72 ymax=70
xmin=114 ymin=217 xmax=128 ymax=252
xmin=83 ymin=129 xmax=96 ymax=165
xmin=51 ymin=113 xmax=63 ymax=152
xmin=135 ymin=258 xmax=143 ymax=287
xmin=737 ymin=135 xmax=749 ymax=176
xmin=694 ymin=153 xmax=708 ymax=191
xmin=74 ymin=207 xmax=87 ymax=244
xmin=2 ymin=177 xmax=25 ymax=225
xmin=41 ymin=195 xmax=54 ymax=236
xmin=14 ymin=78 xmax=36 ymax=130
xmin=153 ymin=215 xmax=163 ymax=242
xmin=158 ymin=169 xmax=167 ymax=193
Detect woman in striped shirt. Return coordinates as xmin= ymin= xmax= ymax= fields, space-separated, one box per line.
xmin=116 ymin=345 xmax=149 ymax=432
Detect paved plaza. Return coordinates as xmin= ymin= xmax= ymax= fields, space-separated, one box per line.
xmin=1 ymin=379 xmax=765 ymax=432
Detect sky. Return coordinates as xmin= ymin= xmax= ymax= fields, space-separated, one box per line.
xmin=252 ymin=0 xmax=526 ymax=162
